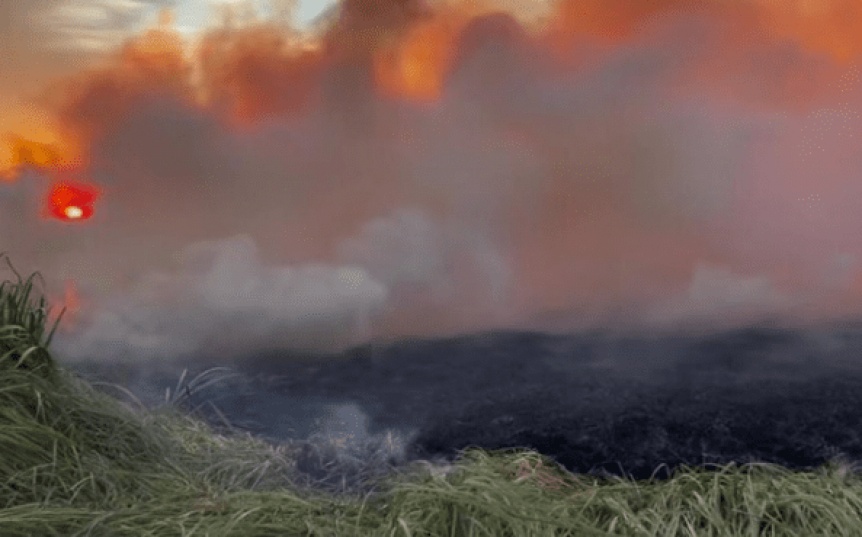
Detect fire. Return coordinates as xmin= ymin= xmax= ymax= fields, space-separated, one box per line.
xmin=46 ymin=279 xmax=83 ymax=334
xmin=371 ymin=2 xmax=539 ymax=103
xmin=1 ymin=133 xmax=98 ymax=222
xmin=45 ymin=181 xmax=101 ymax=222
xmin=374 ymin=13 xmax=468 ymax=102
xmin=64 ymin=206 xmax=84 ymax=220
xmin=4 ymin=0 xmax=862 ymax=137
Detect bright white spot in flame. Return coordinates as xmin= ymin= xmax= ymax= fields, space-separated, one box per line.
xmin=64 ymin=206 xmax=83 ymax=219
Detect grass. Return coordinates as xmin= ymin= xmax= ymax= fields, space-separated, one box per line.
xmin=4 ymin=253 xmax=862 ymax=535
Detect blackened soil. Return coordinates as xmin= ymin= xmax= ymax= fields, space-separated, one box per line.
xmin=72 ymin=321 xmax=862 ymax=482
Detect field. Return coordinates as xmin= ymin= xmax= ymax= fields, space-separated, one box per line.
xmin=5 ymin=260 xmax=862 ymax=536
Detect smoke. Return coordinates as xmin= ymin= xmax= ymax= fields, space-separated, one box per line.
xmin=3 ymin=0 xmax=862 ymax=365
xmin=53 ymin=234 xmax=390 ymax=362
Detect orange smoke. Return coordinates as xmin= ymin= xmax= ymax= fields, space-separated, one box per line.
xmin=196 ymin=26 xmax=327 ymax=123
xmin=545 ymin=0 xmax=862 ymax=63
xmin=29 ymin=0 xmax=862 ymax=140
xmin=549 ymin=0 xmax=700 ymax=43
xmin=5 ymin=1 xmax=861 ymax=234
xmin=4 ymin=0 xmax=862 ymax=346
xmin=372 ymin=2 xmax=514 ymax=103
xmin=745 ymin=0 xmax=862 ymax=63
xmin=374 ymin=14 xmax=466 ymax=102
xmin=44 ymin=18 xmax=195 ymax=145
xmin=372 ymin=0 xmax=862 ymax=105
xmin=0 ymin=133 xmax=97 ymax=222
xmin=7 ymin=0 xmax=862 ymax=148
xmin=1 ymin=133 xmax=84 ymax=181
xmin=371 ymin=1 xmax=551 ymax=103
xmin=7 ymin=135 xmax=61 ymax=169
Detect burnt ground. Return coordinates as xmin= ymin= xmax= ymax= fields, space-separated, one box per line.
xmin=66 ymin=319 xmax=862 ymax=490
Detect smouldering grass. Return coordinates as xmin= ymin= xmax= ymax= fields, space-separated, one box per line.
xmin=3 ymin=252 xmax=862 ymax=536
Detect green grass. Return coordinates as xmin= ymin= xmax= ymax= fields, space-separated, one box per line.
xmin=3 ymin=252 xmax=862 ymax=536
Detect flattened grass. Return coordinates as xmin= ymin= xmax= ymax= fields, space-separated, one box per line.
xmin=3 ymin=253 xmax=862 ymax=536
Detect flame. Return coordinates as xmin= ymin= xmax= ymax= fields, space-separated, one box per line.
xmin=46 ymin=279 xmax=83 ymax=334
xmin=373 ymin=13 xmax=469 ymax=102
xmin=0 ymin=133 xmax=96 ymax=222
xmin=44 ymin=181 xmax=101 ymax=222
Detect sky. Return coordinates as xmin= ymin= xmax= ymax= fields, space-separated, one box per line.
xmin=2 ymin=0 xmax=862 ymax=365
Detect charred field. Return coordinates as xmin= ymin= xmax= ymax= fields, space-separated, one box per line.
xmin=74 ymin=318 xmax=862 ymax=486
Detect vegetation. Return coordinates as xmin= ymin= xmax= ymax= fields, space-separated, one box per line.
xmin=3 ymin=253 xmax=862 ymax=536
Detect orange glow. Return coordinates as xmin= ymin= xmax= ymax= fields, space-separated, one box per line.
xmin=157 ymin=7 xmax=175 ymax=28
xmin=44 ymin=181 xmax=101 ymax=222
xmin=47 ymin=278 xmax=83 ymax=333
xmin=6 ymin=0 xmax=862 ymax=139
xmin=1 ymin=132 xmax=84 ymax=181
xmin=756 ymin=0 xmax=862 ymax=64
xmin=196 ymin=26 xmax=326 ymax=122
xmin=3 ymin=0 xmax=862 ymax=340
xmin=549 ymin=0 xmax=686 ymax=43
xmin=374 ymin=13 xmax=469 ymax=102
xmin=4 ymin=0 xmax=862 ymax=182
xmin=544 ymin=0 xmax=862 ymax=64
xmin=45 ymin=18 xmax=196 ymax=145
xmin=7 ymin=135 xmax=60 ymax=168
xmin=370 ymin=1 xmax=545 ymax=103
xmin=121 ymin=16 xmax=189 ymax=80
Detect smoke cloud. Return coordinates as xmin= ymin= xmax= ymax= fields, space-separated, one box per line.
xmin=2 ymin=0 xmax=862 ymax=365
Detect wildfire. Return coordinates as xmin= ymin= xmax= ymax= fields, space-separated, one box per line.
xmin=374 ymin=13 xmax=469 ymax=102
xmin=44 ymin=181 xmax=101 ymax=222
xmin=371 ymin=2 xmax=546 ymax=103
xmin=1 ymin=133 xmax=100 ymax=221
xmin=2 ymin=0 xmax=861 ymax=228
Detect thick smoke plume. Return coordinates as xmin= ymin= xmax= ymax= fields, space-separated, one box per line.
xmin=2 ymin=0 xmax=862 ymax=364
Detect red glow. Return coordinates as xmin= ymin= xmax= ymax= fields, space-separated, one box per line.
xmin=45 ymin=181 xmax=101 ymax=221
xmin=46 ymin=278 xmax=83 ymax=333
